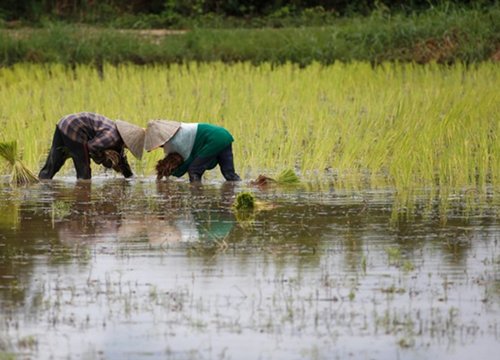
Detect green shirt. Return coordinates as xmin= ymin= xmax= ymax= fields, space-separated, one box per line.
xmin=172 ymin=123 xmax=234 ymax=177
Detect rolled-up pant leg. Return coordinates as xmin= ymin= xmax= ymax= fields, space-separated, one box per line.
xmin=217 ymin=144 xmax=241 ymax=181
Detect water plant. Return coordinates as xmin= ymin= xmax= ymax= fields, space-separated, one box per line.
xmin=233 ymin=192 xmax=255 ymax=211
xmin=385 ymin=246 xmax=401 ymax=265
xmin=0 ymin=141 xmax=38 ymax=186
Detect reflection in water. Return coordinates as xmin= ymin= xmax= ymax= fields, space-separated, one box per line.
xmin=0 ymin=179 xmax=498 ymax=359
xmin=39 ymin=180 xmax=239 ymax=247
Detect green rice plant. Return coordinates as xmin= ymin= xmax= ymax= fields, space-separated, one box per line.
xmin=386 ymin=246 xmax=401 ymax=266
xmin=0 ymin=141 xmax=39 ymax=186
xmin=0 ymin=61 xmax=497 ymax=216
xmin=276 ymin=169 xmax=300 ymax=184
xmin=233 ymin=192 xmax=255 ymax=211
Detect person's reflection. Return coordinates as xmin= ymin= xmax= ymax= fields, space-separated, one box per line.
xmin=142 ymin=213 xmax=197 ymax=246
xmin=151 ymin=181 xmax=238 ymax=247
xmin=46 ymin=180 xmax=238 ymax=248
xmin=56 ymin=181 xmax=122 ymax=245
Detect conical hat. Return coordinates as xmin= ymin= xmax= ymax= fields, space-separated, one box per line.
xmin=144 ymin=120 xmax=181 ymax=152
xmin=115 ymin=120 xmax=145 ymax=159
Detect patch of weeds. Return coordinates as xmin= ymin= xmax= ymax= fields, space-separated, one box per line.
xmin=0 ymin=244 xmax=26 ymax=261
xmin=149 ymin=285 xmax=158 ymax=302
xmin=8 ymin=279 xmax=25 ymax=299
xmin=380 ymin=285 xmax=405 ymax=294
xmin=361 ymin=255 xmax=367 ymax=274
xmin=48 ymin=244 xmax=73 ymax=263
xmin=18 ymin=335 xmax=38 ymax=350
xmin=0 ymin=352 xmax=16 ymax=360
xmin=402 ymin=260 xmax=415 ymax=272
xmin=385 ymin=246 xmax=401 ymax=265
xmin=51 ymin=200 xmax=71 ymax=221
xmin=77 ymin=246 xmax=91 ymax=263
xmin=397 ymin=337 xmax=415 ymax=348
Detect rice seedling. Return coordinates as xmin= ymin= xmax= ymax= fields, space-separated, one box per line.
xmin=0 ymin=141 xmax=39 ymax=186
xmin=276 ymin=169 xmax=300 ymax=184
xmin=0 ymin=61 xmax=497 ymax=214
xmin=233 ymin=192 xmax=255 ymax=211
xmin=250 ymin=169 xmax=299 ymax=186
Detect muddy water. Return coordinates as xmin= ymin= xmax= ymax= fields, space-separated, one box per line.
xmin=0 ymin=178 xmax=499 ymax=360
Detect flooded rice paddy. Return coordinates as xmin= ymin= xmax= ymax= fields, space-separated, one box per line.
xmin=0 ymin=177 xmax=499 ymax=360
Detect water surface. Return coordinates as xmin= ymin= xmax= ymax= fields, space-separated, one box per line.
xmin=0 ymin=178 xmax=499 ymax=359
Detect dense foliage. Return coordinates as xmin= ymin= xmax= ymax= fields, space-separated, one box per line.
xmin=0 ymin=0 xmax=497 ymax=25
xmin=1 ymin=62 xmax=498 ymax=191
xmin=1 ymin=3 xmax=498 ymax=66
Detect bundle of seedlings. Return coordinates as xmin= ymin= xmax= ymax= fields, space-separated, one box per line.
xmin=250 ymin=169 xmax=300 ymax=186
xmin=233 ymin=192 xmax=255 ymax=211
xmin=232 ymin=192 xmax=277 ymax=229
xmin=156 ymin=152 xmax=183 ymax=180
xmin=0 ymin=141 xmax=39 ymax=185
xmin=276 ymin=169 xmax=300 ymax=184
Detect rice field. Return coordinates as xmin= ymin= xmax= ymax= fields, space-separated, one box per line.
xmin=0 ymin=62 xmax=499 ymax=359
xmin=0 ymin=180 xmax=499 ymax=359
xmin=0 ymin=62 xmax=498 ymax=197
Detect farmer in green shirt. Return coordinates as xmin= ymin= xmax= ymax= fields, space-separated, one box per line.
xmin=145 ymin=120 xmax=241 ymax=182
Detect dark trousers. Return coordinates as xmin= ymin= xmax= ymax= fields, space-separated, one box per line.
xmin=39 ymin=127 xmax=91 ymax=179
xmin=188 ymin=144 xmax=241 ymax=182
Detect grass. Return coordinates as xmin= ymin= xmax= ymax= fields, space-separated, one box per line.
xmin=0 ymin=61 xmax=497 ymax=210
xmin=0 ymin=4 xmax=498 ymax=66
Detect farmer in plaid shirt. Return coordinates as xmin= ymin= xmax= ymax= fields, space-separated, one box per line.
xmin=39 ymin=112 xmax=145 ymax=179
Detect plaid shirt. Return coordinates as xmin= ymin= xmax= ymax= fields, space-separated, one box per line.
xmin=57 ymin=112 xmax=124 ymax=153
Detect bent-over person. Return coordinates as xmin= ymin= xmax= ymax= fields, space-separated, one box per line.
xmin=39 ymin=112 xmax=145 ymax=179
xmin=145 ymin=120 xmax=241 ymax=182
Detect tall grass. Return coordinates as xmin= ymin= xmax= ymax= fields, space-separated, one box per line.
xmin=0 ymin=62 xmax=497 ymax=195
xmin=0 ymin=3 xmax=499 ymax=66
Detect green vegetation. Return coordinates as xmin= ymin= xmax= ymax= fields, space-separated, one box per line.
xmin=0 ymin=62 xmax=497 ymax=199
xmin=233 ymin=192 xmax=256 ymax=211
xmin=276 ymin=169 xmax=300 ymax=184
xmin=0 ymin=352 xmax=16 ymax=360
xmin=0 ymin=3 xmax=498 ymax=66
xmin=0 ymin=141 xmax=39 ymax=185
xmin=385 ymin=246 xmax=402 ymax=265
xmin=2 ymin=1 xmax=495 ymax=26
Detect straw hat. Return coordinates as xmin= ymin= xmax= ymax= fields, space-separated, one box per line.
xmin=115 ymin=120 xmax=145 ymax=159
xmin=144 ymin=120 xmax=181 ymax=152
